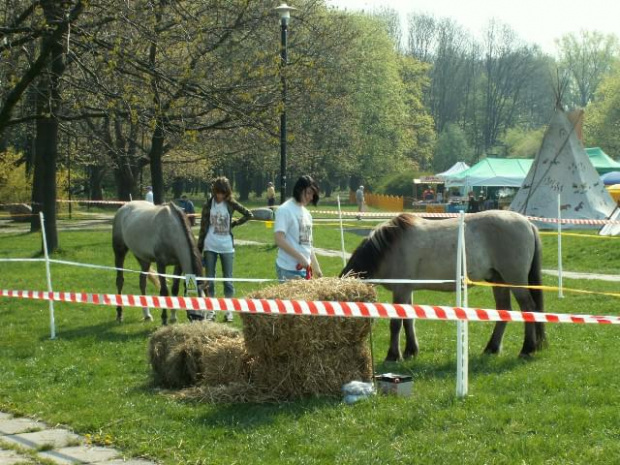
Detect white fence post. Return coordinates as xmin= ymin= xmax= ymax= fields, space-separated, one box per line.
xmin=557 ymin=194 xmax=564 ymax=298
xmin=39 ymin=212 xmax=56 ymax=340
xmin=456 ymin=211 xmax=468 ymax=397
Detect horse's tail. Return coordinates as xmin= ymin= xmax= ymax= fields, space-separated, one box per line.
xmin=528 ymin=223 xmax=547 ymax=348
xmin=340 ymin=213 xmax=416 ymax=278
xmin=170 ymin=203 xmax=203 ymax=277
xmin=148 ymin=267 xmax=161 ymax=289
xmin=111 ymin=205 xmax=126 ymax=253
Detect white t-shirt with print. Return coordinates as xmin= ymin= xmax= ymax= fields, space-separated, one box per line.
xmin=274 ymin=198 xmax=313 ymax=270
xmin=204 ymin=200 xmax=234 ymax=254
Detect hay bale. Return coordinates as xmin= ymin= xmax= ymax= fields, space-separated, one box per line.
xmin=174 ymin=382 xmax=282 ymax=404
xmin=248 ymin=345 xmax=373 ymax=400
xmin=151 ymin=278 xmax=377 ymax=402
xmin=242 ymin=277 xmax=376 ymax=356
xmin=241 ymin=277 xmax=376 ymax=399
xmin=148 ymin=323 xmax=247 ymax=389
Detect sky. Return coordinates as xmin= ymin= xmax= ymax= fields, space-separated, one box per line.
xmin=326 ymin=0 xmax=619 ymax=54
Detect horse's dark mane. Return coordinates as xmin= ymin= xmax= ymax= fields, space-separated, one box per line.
xmin=340 ymin=213 xmax=417 ymax=278
xmin=169 ymin=203 xmax=203 ymax=276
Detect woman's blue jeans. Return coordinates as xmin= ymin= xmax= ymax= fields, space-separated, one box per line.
xmin=276 ymin=263 xmax=306 ymax=282
xmin=204 ymin=251 xmax=234 ymax=297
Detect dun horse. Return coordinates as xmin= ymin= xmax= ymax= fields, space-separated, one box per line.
xmin=112 ymin=201 xmax=204 ymax=324
xmin=341 ymin=210 xmax=546 ymax=361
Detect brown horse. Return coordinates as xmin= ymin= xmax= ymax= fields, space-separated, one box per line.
xmin=112 ymin=201 xmax=204 ymax=324
xmin=341 ymin=210 xmax=546 ymax=361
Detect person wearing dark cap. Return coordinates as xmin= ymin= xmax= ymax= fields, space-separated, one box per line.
xmin=178 ymin=195 xmax=196 ymax=226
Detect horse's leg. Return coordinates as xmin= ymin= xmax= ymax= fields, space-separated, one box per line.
xmin=484 ymin=286 xmax=511 ymax=354
xmin=113 ymin=242 xmax=128 ymax=322
xmin=512 ymin=288 xmax=540 ymax=358
xmin=157 ymin=262 xmax=170 ymax=326
xmin=385 ymin=290 xmax=418 ymax=362
xmin=401 ymin=292 xmax=418 ymax=359
xmin=138 ymin=261 xmax=153 ymax=322
xmin=170 ymin=265 xmax=181 ymax=324
xmin=385 ymin=319 xmax=403 ymax=362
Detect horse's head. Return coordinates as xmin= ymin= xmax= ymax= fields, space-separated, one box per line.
xmin=339 ymin=237 xmax=376 ymax=279
xmin=339 ymin=214 xmax=416 ymax=280
xmin=167 ymin=202 xmax=204 ymax=278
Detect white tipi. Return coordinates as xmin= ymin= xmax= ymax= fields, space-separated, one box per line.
xmin=510 ymin=106 xmax=616 ymax=227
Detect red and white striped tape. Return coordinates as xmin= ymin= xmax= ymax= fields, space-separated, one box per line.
xmin=315 ymin=209 xmax=620 ymax=225
xmin=2 ymin=289 xmax=619 ymax=325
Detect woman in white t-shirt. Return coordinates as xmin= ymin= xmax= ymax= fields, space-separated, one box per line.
xmin=197 ymin=177 xmax=253 ymax=322
xmin=274 ymin=175 xmax=323 ymax=281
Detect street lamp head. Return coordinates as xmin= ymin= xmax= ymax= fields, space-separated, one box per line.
xmin=274 ymin=3 xmax=296 ymax=25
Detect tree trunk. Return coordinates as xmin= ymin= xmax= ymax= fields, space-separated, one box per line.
xmin=236 ymin=167 xmax=251 ymax=201
xmin=31 ymin=116 xmax=59 ymax=251
xmin=89 ymin=165 xmax=106 ymax=200
xmin=172 ymin=177 xmax=184 ymax=199
xmin=29 ymin=0 xmax=68 ymax=253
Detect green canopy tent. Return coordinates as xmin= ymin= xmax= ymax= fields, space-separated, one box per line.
xmin=444 ymin=158 xmax=533 ymax=189
xmin=585 ymin=147 xmax=620 ymax=175
xmin=444 ymin=148 xmax=620 ymax=191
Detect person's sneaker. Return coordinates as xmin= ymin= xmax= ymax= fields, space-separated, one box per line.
xmin=224 ymin=311 xmax=233 ymax=323
xmin=205 ymin=311 xmax=215 ymax=321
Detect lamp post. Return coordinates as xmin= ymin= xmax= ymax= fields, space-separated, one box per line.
xmin=274 ymin=3 xmax=295 ymax=204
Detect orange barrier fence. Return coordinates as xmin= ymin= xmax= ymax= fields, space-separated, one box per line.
xmin=349 ymin=191 xmax=403 ymax=212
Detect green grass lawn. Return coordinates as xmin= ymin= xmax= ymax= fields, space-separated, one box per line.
xmin=1 ymin=214 xmax=620 ymax=464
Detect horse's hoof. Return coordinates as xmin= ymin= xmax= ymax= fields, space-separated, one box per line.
xmin=116 ymin=316 xmax=123 ymax=323
xmin=483 ymin=344 xmax=500 ymax=355
xmin=143 ymin=315 xmax=154 ymax=322
xmin=384 ymin=352 xmax=402 ymax=363
xmin=403 ymin=348 xmax=419 ymax=360
xmin=518 ymin=351 xmax=535 ymax=360
xmin=483 ymin=348 xmax=499 ymax=355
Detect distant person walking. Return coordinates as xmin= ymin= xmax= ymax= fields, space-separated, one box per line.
xmin=266 ymin=181 xmax=276 ymax=207
xmin=356 ymin=185 xmax=365 ymax=212
xmin=197 ymin=177 xmax=253 ymax=322
xmin=145 ymin=186 xmax=154 ymax=204
xmin=178 ymin=195 xmax=196 ymax=226
xmin=274 ymin=175 xmax=323 ymax=281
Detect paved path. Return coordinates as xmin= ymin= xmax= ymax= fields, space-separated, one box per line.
xmin=541 ymin=269 xmax=620 ymax=282
xmin=0 ymin=412 xmax=157 ymax=464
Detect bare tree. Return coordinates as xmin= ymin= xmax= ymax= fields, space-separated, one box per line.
xmin=556 ymin=30 xmax=619 ymax=107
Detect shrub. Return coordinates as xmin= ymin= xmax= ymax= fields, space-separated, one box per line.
xmin=373 ymin=171 xmax=418 ymax=196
